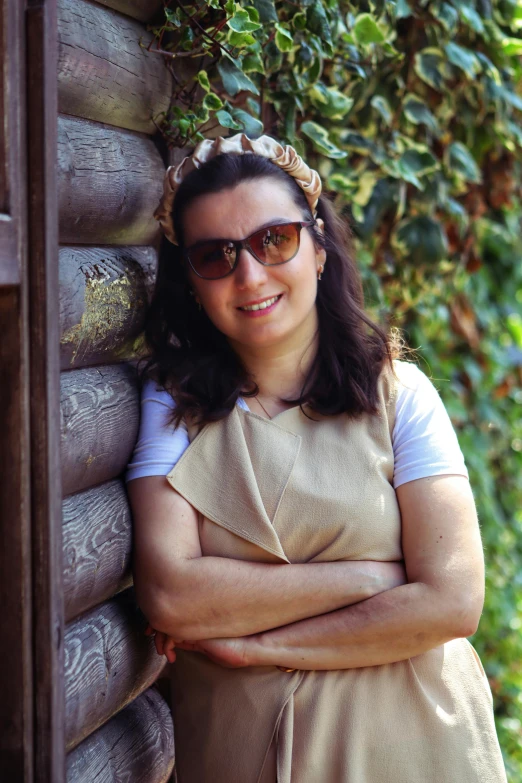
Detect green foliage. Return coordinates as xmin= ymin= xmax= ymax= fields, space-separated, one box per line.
xmin=150 ymin=1 xmax=522 ymax=776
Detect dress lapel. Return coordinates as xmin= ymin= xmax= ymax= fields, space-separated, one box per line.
xmin=167 ymin=406 xmax=301 ymax=562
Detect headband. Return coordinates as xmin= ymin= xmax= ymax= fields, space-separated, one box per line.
xmin=153 ymin=132 xmax=322 ymax=245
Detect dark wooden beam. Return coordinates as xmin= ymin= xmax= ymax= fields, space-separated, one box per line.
xmin=60 ymin=364 xmax=140 ymax=496
xmin=65 ymin=688 xmax=174 ymax=782
xmin=65 ymin=590 xmax=167 ymax=750
xmin=26 ymin=0 xmax=65 ymax=781
xmin=59 ymin=245 xmax=157 ymax=370
xmin=94 ymin=0 xmax=164 ymax=24
xmin=58 ymin=115 xmax=165 ymax=245
xmin=63 ymin=480 xmax=133 ymax=622
xmin=58 ymin=0 xmax=172 ymax=134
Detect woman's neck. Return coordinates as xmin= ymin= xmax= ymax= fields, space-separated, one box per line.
xmin=231 ymin=329 xmax=319 ymax=402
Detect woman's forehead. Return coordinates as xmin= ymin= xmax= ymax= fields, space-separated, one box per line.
xmin=181 ymin=178 xmax=302 ymax=244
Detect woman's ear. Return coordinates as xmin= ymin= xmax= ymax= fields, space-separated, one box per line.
xmin=315 ymin=217 xmax=325 ymax=235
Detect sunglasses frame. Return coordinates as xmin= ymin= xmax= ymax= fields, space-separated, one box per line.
xmin=182 ymin=220 xmax=317 ymax=280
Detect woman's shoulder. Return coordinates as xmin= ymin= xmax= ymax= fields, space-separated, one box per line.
xmin=140 ymin=377 xmax=176 ymax=408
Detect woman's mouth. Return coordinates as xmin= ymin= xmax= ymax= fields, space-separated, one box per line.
xmin=237 ymin=294 xmax=282 ymax=315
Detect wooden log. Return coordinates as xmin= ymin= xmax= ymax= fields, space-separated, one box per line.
xmin=66 ymin=688 xmax=174 ymax=783
xmin=63 ymin=480 xmax=133 ymax=622
xmin=60 ymin=364 xmax=139 ymax=496
xmin=58 ymin=0 xmax=172 ymax=134
xmin=58 ymin=115 xmax=165 ymax=245
xmin=65 ymin=590 xmax=166 ymax=750
xmin=59 ymin=245 xmax=157 ymax=370
xmin=94 ymin=0 xmax=164 ymax=24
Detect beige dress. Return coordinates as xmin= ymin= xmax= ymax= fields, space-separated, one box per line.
xmin=166 ymin=363 xmax=507 ymax=783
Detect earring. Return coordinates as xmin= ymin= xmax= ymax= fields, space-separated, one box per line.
xmin=317 ymin=264 xmax=324 ymax=281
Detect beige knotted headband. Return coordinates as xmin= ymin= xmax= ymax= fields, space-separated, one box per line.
xmin=153 ymin=132 xmax=322 ymax=245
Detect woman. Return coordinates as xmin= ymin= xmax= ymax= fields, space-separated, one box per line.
xmin=126 ymin=133 xmax=507 ymax=782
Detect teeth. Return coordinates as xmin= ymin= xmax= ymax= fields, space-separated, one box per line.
xmin=240 ymin=295 xmax=279 ymax=312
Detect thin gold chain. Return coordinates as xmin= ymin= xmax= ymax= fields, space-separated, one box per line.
xmin=255 ymin=395 xmax=272 ymax=419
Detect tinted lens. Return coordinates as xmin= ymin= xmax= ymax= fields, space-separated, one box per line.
xmin=188 ymin=241 xmax=237 ymax=279
xmin=249 ymin=223 xmax=300 ymax=265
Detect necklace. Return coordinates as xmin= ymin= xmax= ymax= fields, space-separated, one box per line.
xmin=255 ymin=395 xmax=272 ymax=419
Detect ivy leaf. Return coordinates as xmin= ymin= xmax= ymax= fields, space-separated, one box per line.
xmin=502 ymin=37 xmax=522 ymax=56
xmin=217 ymin=57 xmax=260 ymax=96
xmin=229 ymin=107 xmax=264 ymax=136
xmin=395 ymin=0 xmax=412 ymax=20
xmin=371 ymin=95 xmax=392 ymax=124
xmin=216 ymin=109 xmax=243 ymax=130
xmin=203 ymin=92 xmax=224 ymax=111
xmin=459 ymin=3 xmax=485 ymax=34
xmin=301 ymin=121 xmax=348 ymax=158
xmin=307 ymin=3 xmax=334 ymax=57
xmin=309 ymin=84 xmax=354 ymax=119
xmin=394 ymin=216 xmax=448 ymax=264
xmin=242 ymin=50 xmax=264 ymax=73
xmin=444 ymin=43 xmax=482 ymax=79
xmin=293 ymin=12 xmax=307 ymax=30
xmin=251 ymin=0 xmax=277 ymax=23
xmin=353 ymin=13 xmax=386 ymax=45
xmin=403 ymin=94 xmax=439 ymax=132
xmin=397 ymin=149 xmax=439 ymax=188
xmin=447 ymin=142 xmax=482 ymax=183
xmin=431 ymin=2 xmax=458 ymax=34
xmin=275 ymin=23 xmax=294 ymax=52
xmin=227 ymin=9 xmax=262 ymax=33
xmin=414 ymin=48 xmax=449 ymax=91
xmin=196 ymin=70 xmax=211 ymax=92
xmin=352 ymin=170 xmax=378 ymax=206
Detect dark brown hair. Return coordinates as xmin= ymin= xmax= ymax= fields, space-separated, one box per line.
xmin=142 ymin=151 xmax=398 ymax=425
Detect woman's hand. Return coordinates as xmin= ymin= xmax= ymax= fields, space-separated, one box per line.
xmin=146 ymin=623 xmax=251 ymax=668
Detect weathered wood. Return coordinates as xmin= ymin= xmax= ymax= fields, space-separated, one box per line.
xmin=60 ymin=364 xmax=139 ymax=496
xmin=58 ymin=0 xmax=172 ymax=134
xmin=0 ymin=289 xmax=33 ymax=781
xmin=59 ymin=245 xmax=157 ymax=370
xmin=63 ymin=480 xmax=133 ymax=622
xmin=65 ymin=590 xmax=166 ymax=750
xmin=27 ymin=1 xmax=66 ymax=782
xmin=58 ymin=115 xmax=164 ymax=245
xmin=94 ymin=0 xmax=164 ymax=24
xmin=66 ymin=688 xmax=174 ymax=783
xmin=0 ymin=0 xmax=33 ymax=779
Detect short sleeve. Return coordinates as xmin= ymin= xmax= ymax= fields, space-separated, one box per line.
xmin=392 ymin=361 xmax=469 ymax=489
xmin=125 ymin=379 xmax=190 ymax=483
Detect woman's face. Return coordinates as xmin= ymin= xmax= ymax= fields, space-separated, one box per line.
xmin=181 ymin=178 xmax=326 ymax=356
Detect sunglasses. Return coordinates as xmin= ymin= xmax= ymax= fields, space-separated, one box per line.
xmin=182 ymin=220 xmax=316 ymax=280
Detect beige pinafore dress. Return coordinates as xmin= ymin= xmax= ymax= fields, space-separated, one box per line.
xmin=166 ymin=363 xmax=507 ymax=783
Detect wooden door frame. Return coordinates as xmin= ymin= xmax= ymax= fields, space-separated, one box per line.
xmin=0 ymin=1 xmax=63 ymax=780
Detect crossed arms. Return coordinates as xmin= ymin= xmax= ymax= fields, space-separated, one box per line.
xmin=127 ymin=473 xmax=485 ymax=670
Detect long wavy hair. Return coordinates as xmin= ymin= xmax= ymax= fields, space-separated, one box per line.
xmin=142 ymin=152 xmax=399 ymax=425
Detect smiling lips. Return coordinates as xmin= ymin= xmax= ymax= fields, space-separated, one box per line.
xmin=238 ymin=294 xmax=282 ymax=312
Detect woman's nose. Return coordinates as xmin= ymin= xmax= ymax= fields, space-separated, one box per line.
xmin=233 ymin=247 xmax=269 ymax=289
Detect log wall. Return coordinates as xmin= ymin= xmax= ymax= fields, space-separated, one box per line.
xmin=57 ymin=0 xmax=175 ymax=777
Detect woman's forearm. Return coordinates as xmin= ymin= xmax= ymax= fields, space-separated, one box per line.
xmin=247 ymin=581 xmax=479 ymax=670
xmin=148 ymin=558 xmax=405 ymax=640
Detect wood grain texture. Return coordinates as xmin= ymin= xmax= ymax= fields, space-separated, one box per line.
xmin=60 ymin=364 xmax=139 ymax=496
xmin=94 ymin=0 xmax=164 ymax=24
xmin=58 ymin=0 xmax=172 ymax=134
xmin=26 ymin=1 xmax=66 ymax=781
xmin=65 ymin=590 xmax=166 ymax=750
xmin=66 ymin=688 xmax=174 ymax=783
xmin=58 ymin=115 xmax=165 ymax=245
xmin=63 ymin=480 xmax=133 ymax=622
xmin=59 ymin=245 xmax=157 ymax=370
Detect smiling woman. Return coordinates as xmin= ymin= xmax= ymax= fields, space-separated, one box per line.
xmin=125 ymin=133 xmax=507 ymax=783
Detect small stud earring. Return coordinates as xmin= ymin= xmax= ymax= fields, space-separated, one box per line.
xmin=317 ymin=264 xmax=324 ymax=281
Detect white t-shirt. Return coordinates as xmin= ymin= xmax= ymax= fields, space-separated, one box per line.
xmin=125 ymin=361 xmax=468 ymax=488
